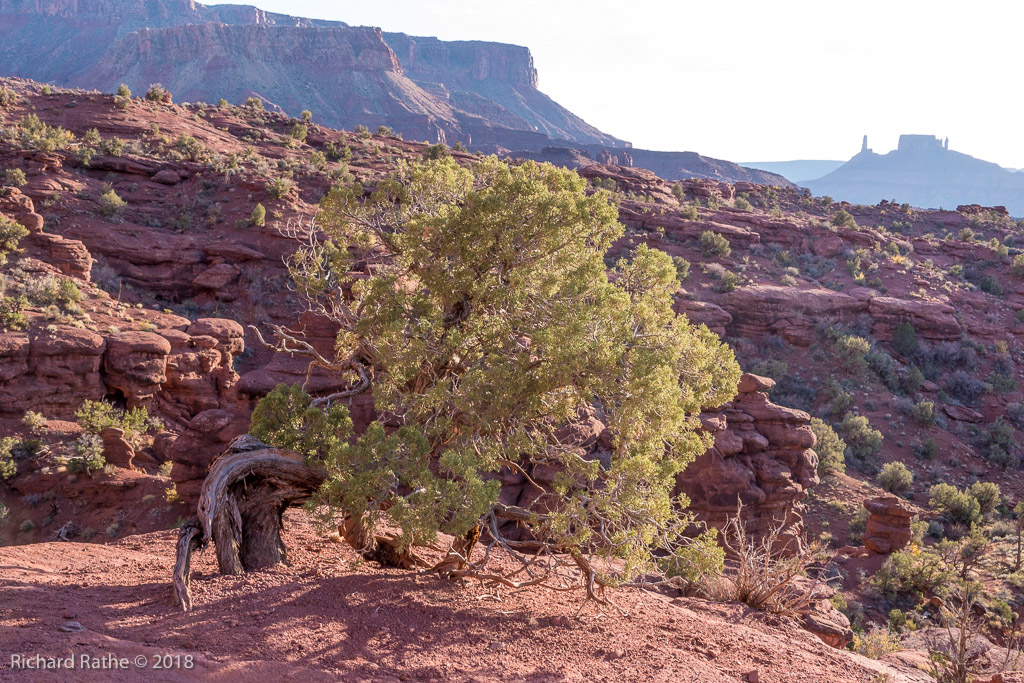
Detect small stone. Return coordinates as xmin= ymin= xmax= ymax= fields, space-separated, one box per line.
xmin=60 ymin=621 xmax=85 ymax=632
xmin=746 ymin=671 xmax=760 ymax=683
xmin=489 ymin=641 xmax=508 ymax=652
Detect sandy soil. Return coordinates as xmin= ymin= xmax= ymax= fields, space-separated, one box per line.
xmin=0 ymin=511 xmax=934 ymax=682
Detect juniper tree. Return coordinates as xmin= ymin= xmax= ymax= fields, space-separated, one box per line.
xmin=251 ymin=156 xmax=740 ymax=597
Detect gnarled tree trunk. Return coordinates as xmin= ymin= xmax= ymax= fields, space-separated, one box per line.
xmin=172 ymin=436 xmax=325 ymax=611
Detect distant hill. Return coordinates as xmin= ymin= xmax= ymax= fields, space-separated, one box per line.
xmin=740 ymin=160 xmax=845 ymax=183
xmin=804 ymin=135 xmax=1024 ymax=215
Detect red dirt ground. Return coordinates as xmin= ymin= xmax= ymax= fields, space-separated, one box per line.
xmin=0 ymin=511 xmax=932 ymax=682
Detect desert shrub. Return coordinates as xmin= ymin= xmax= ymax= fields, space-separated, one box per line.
xmin=680 ymin=204 xmax=699 ymax=221
xmin=671 ymin=256 xmax=690 ymax=283
xmin=116 ymin=84 xmax=132 ymax=99
xmin=0 ymin=437 xmax=18 ymax=480
xmin=282 ymin=156 xmax=741 ymax=591
xmin=16 ymin=114 xmax=75 ymax=152
xmin=354 ymin=124 xmax=370 ymax=138
xmin=300 ymin=109 xmax=312 ymax=122
xmin=244 ymin=96 xmax=264 ymax=109
xmin=1007 ymin=402 xmax=1024 ymax=429
xmin=749 ymin=359 xmax=787 ymax=381
xmin=265 ymin=177 xmax=293 ymax=200
xmin=904 ymin=365 xmax=925 ymax=394
xmin=24 ymin=275 xmax=81 ymax=309
xmin=967 ymin=482 xmax=1001 ymax=517
xmin=249 ymin=203 xmax=266 ymax=227
xmin=3 ymin=168 xmax=27 ymax=187
xmin=67 ymin=434 xmax=105 ymax=474
xmin=930 ymin=484 xmax=981 ymax=526
xmin=734 ymin=195 xmax=752 ymax=211
xmin=831 ymin=209 xmax=857 ymax=228
xmin=0 ymin=87 xmax=19 ymax=108
xmin=325 ymin=142 xmax=352 ymax=161
xmin=978 ymin=274 xmax=1003 ymax=295
xmin=871 ymin=546 xmax=950 ymax=601
xmin=290 ymin=123 xmax=308 ymax=142
xmin=0 ymin=295 xmax=27 ymax=330
xmin=892 ymin=321 xmax=918 ymax=356
xmin=717 ymin=270 xmax=743 ymax=292
xmin=375 ymin=125 xmax=394 ymax=136
xmin=699 ymin=230 xmax=731 ymax=257
xmin=810 ymin=418 xmax=846 ymax=476
xmin=982 ymin=417 xmax=1017 ymax=469
xmin=912 ymin=401 xmax=937 ymax=425
xmin=74 ymin=400 xmax=149 ymax=446
xmin=145 ymin=83 xmax=168 ymax=102
xmin=833 ymin=334 xmax=871 ymax=374
xmin=101 ymin=137 xmax=125 ymax=156
xmin=944 ymin=370 xmax=985 ymax=407
xmin=840 ymin=412 xmax=883 ymax=468
xmin=877 ymin=461 xmax=913 ymax=495
xmin=852 ymin=628 xmax=902 ymax=659
xmin=176 ymin=134 xmax=207 ymax=162
xmin=21 ymin=410 xmax=47 ymax=434
xmin=98 ymin=188 xmax=126 ymax=217
xmin=0 ymin=214 xmax=30 ymax=259
xmin=422 ymin=143 xmax=450 ymax=161
xmin=914 ymin=438 xmax=939 ymax=460
xmin=1012 ymin=254 xmax=1024 ymax=278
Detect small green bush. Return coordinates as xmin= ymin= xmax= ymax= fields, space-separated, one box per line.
xmin=116 ymin=84 xmax=132 ymax=98
xmin=834 ymin=334 xmax=871 ymax=374
xmin=840 ymin=412 xmax=883 ymax=460
xmin=250 ymin=203 xmax=266 ymax=227
xmin=929 ymin=483 xmax=981 ymax=526
xmin=74 ymin=400 xmax=149 ymax=446
xmin=0 ymin=437 xmax=18 ymax=480
xmin=375 ymin=125 xmax=395 ymax=136
xmin=98 ymin=188 xmax=126 ymax=217
xmin=422 ymin=143 xmax=450 ymax=161
xmin=290 ymin=123 xmax=308 ymax=142
xmin=145 ymin=83 xmax=168 ymax=102
xmin=265 ymin=177 xmax=293 ymax=200
xmin=734 ymin=195 xmax=752 ymax=211
xmin=831 ymin=209 xmax=856 ymax=228
xmin=911 ymin=401 xmax=936 ymax=425
xmin=968 ymin=481 xmax=1001 ymax=517
xmin=699 ymin=231 xmax=731 ymax=257
xmin=301 ymin=110 xmax=312 ymax=122
xmin=245 ymin=96 xmax=264 ymax=110
xmin=810 ymin=418 xmax=846 ymax=476
xmin=877 ymin=461 xmax=913 ymax=495
xmin=892 ymin=321 xmax=917 ymax=356
xmin=0 ymin=214 xmax=30 ymax=257
xmin=1012 ymin=254 xmax=1024 ymax=278
xmin=672 ymin=256 xmax=690 ymax=283
xmin=3 ymin=168 xmax=27 ymax=187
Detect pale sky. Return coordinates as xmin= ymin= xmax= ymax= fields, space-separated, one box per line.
xmin=208 ymin=0 xmax=1024 ymax=168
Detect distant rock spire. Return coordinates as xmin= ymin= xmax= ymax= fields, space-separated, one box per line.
xmin=944 ymin=137 xmax=949 ymax=150
xmin=862 ymin=134 xmax=868 ymax=153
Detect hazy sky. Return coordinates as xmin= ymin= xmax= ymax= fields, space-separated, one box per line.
xmin=208 ymin=0 xmax=1024 ymax=167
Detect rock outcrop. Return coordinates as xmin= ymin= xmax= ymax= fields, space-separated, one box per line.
xmin=675 ymin=373 xmax=819 ymax=548
xmin=862 ymin=496 xmax=915 ymax=554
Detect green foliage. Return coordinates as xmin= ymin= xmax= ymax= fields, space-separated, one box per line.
xmin=16 ymin=114 xmax=74 ymax=152
xmin=422 ymin=143 xmax=451 ymax=161
xmin=217 ymin=98 xmax=229 ymax=108
xmin=74 ymin=400 xmax=149 ymax=446
xmin=176 ymin=134 xmax=207 ymax=162
xmin=733 ymin=195 xmax=752 ymax=211
xmin=145 ymin=83 xmax=167 ymax=102
xmin=99 ymin=188 xmax=126 ymax=217
xmin=871 ymin=546 xmax=950 ymax=601
xmin=967 ymin=481 xmax=1001 ymax=517
xmin=699 ymin=230 xmax=731 ymax=257
xmin=833 ymin=333 xmax=871 ymax=374
xmin=3 ymin=168 xmax=27 ymax=187
xmin=250 ymin=203 xmax=266 ymax=228
xmin=354 ymin=124 xmax=370 ymax=138
xmin=375 ymin=125 xmax=395 ymax=136
xmin=21 ymin=410 xmax=47 ymax=434
xmin=266 ymin=177 xmax=293 ymax=200
xmin=680 ymin=204 xmax=699 ymax=221
xmin=911 ymin=400 xmax=936 ymax=425
xmin=301 ymin=110 xmax=313 ymax=122
xmin=0 ymin=295 xmax=27 ymax=330
xmin=67 ymin=434 xmax=105 ymax=474
xmin=982 ymin=417 xmax=1017 ymax=469
xmin=325 ymin=142 xmax=352 ymax=161
xmin=851 ymin=628 xmax=902 ymax=659
xmin=671 ymin=256 xmax=690 ymax=283
xmin=291 ymin=156 xmax=741 ymax=585
xmin=0 ymin=214 xmax=30 ymax=259
xmin=1012 ymin=254 xmax=1024 ymax=278
xmin=839 ymin=412 xmax=883 ymax=461
xmin=245 ymin=96 xmax=264 ymax=110
xmin=250 ymin=384 xmax=353 ymax=460
xmin=810 ymin=417 xmax=846 ymax=476
xmin=290 ymin=123 xmax=308 ymax=142
xmin=0 ymin=436 xmax=18 ymax=480
xmin=877 ymin=461 xmax=913 ymax=495
xmin=892 ymin=321 xmax=917 ymax=356
xmin=904 ymin=365 xmax=925 ymax=394
xmin=831 ymin=209 xmax=856 ymax=228
xmin=929 ymin=483 xmax=981 ymax=526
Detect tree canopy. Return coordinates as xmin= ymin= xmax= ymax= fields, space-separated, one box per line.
xmin=258 ymin=156 xmax=740 ymax=595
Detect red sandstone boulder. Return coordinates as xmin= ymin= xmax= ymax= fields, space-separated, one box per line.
xmin=862 ymin=495 xmax=915 ymax=554
xmin=99 ymin=427 xmax=135 ymax=469
xmin=103 ymin=331 xmax=171 ymax=405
